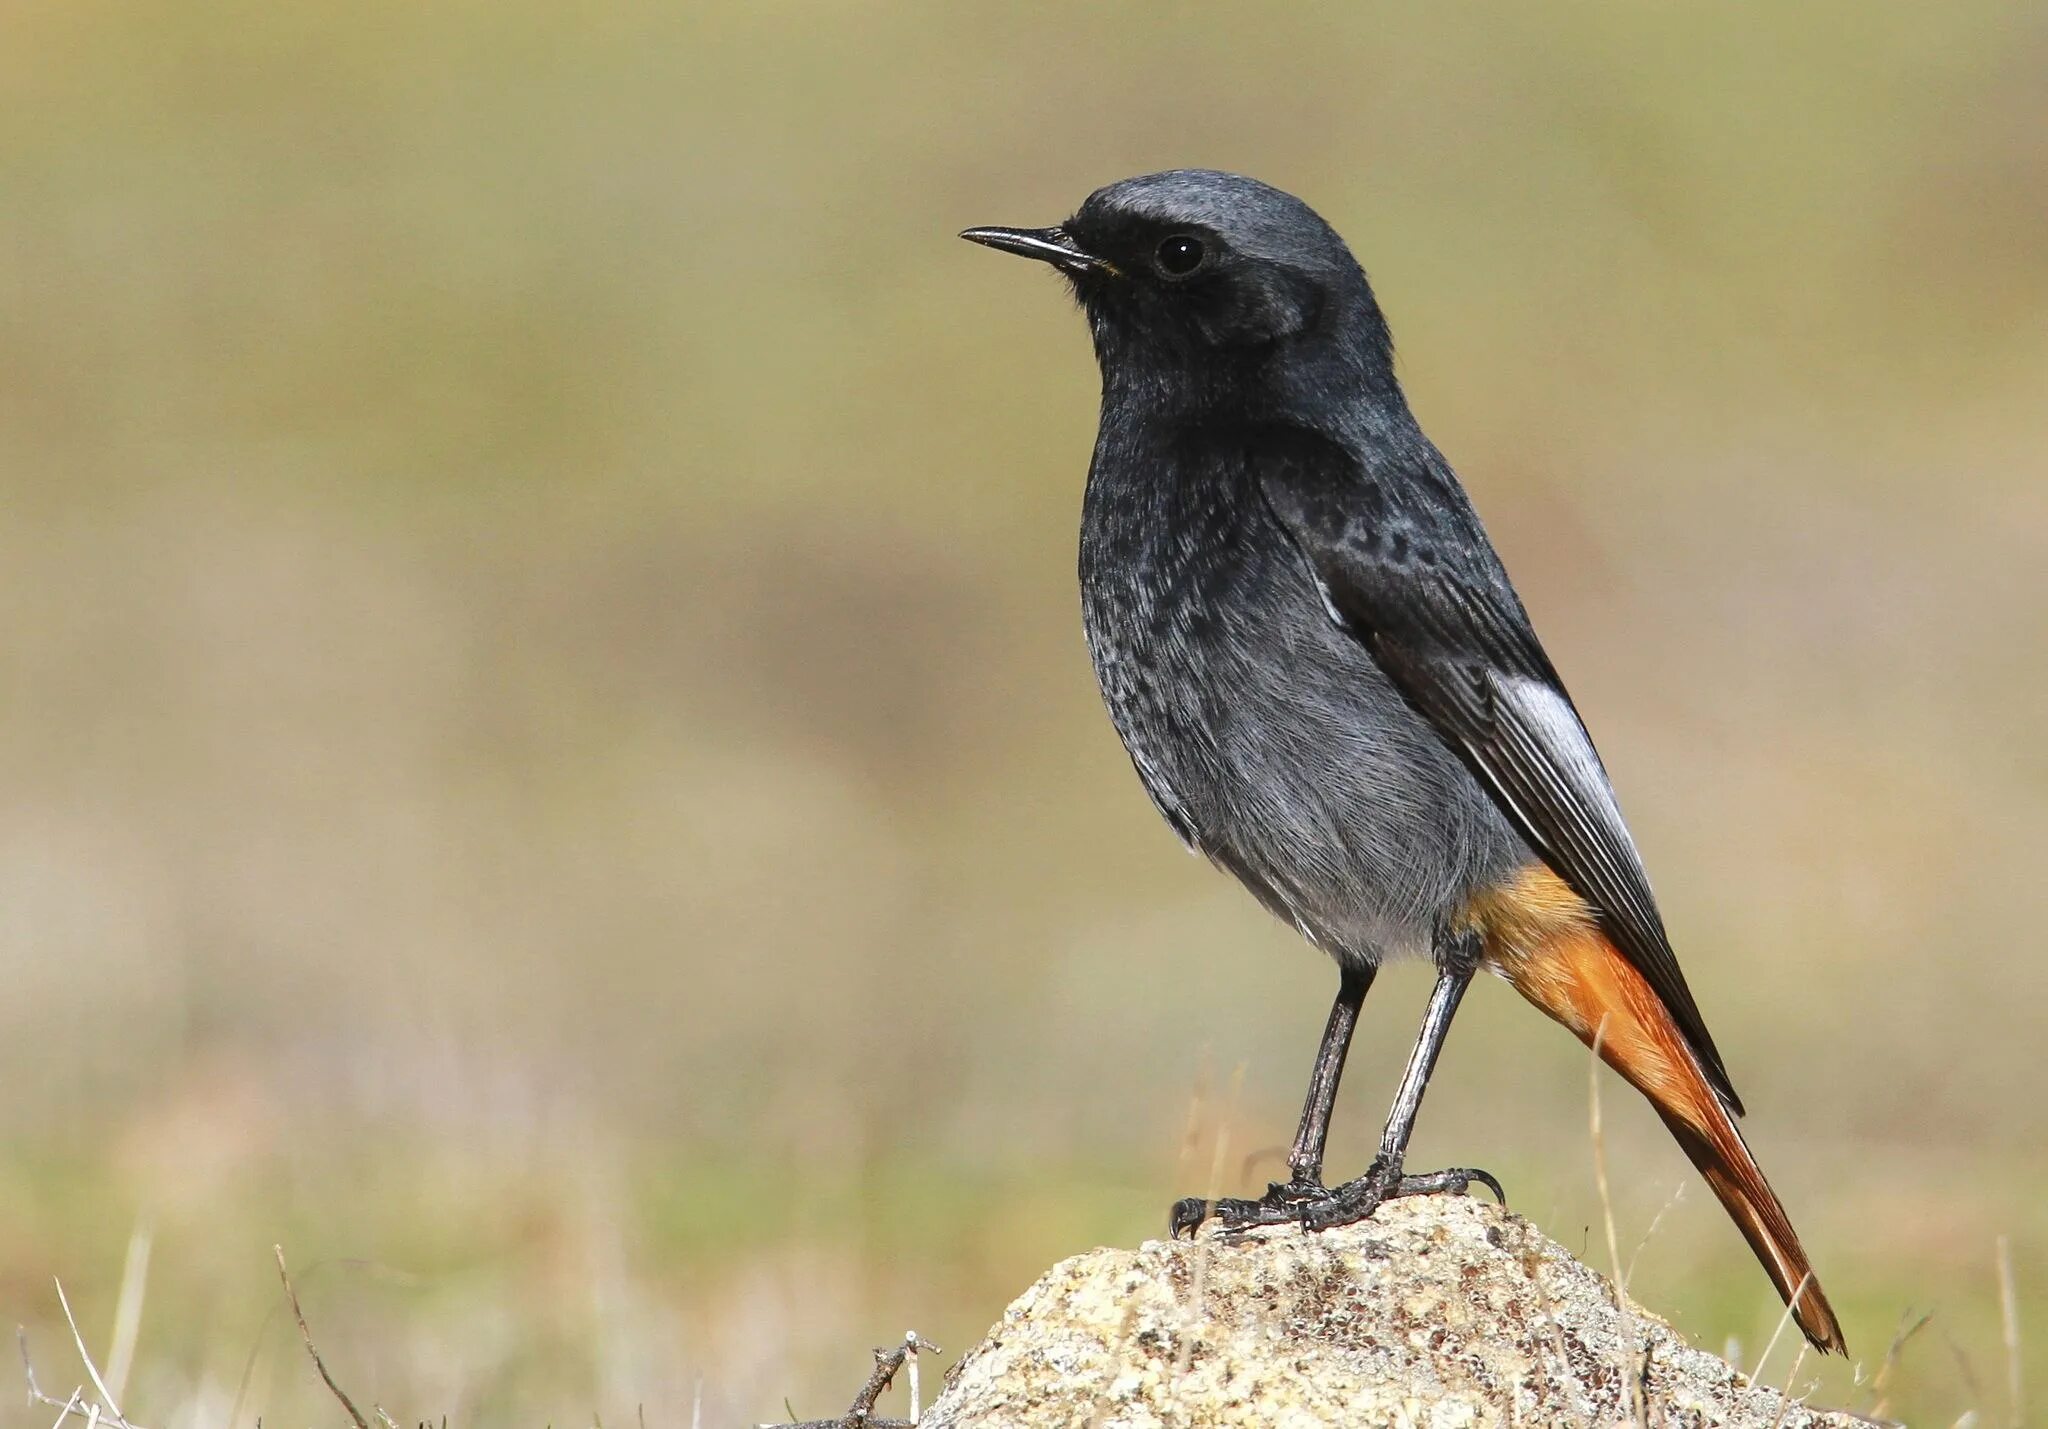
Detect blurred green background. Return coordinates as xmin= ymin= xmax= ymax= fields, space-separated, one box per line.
xmin=3 ymin=1 xmax=2044 ymax=1424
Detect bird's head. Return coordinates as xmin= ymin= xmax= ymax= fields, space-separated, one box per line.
xmin=962 ymin=169 xmax=1395 ymax=400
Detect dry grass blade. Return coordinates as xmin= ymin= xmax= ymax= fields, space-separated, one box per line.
xmin=53 ymin=1280 xmax=124 ymax=1427
xmin=1177 ymin=1048 xmax=1212 ymax=1187
xmin=1750 ymin=1270 xmax=1814 ymax=1389
xmin=273 ymin=1245 xmax=371 ymax=1429
xmin=1624 ymin=1180 xmax=1685 ymax=1289
xmin=103 ymin=1221 xmax=152 ymax=1410
xmin=1996 ymin=1235 xmax=2022 ymax=1427
xmin=1587 ymin=1016 xmax=1646 ymax=1429
xmin=17 ymin=1329 xmax=147 ymax=1429
xmin=47 ymin=1387 xmax=85 ymax=1429
xmin=1859 ymin=1308 xmax=1933 ymax=1419
xmin=1175 ymin=1059 xmax=1244 ymax=1383
xmin=1764 ymin=1344 xmax=1810 ymax=1429
xmin=1942 ymin=1325 xmax=1985 ymax=1413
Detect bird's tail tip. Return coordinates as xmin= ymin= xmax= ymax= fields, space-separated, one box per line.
xmin=1477 ymin=879 xmax=1846 ymax=1356
xmin=1669 ymin=1113 xmax=1848 ymax=1356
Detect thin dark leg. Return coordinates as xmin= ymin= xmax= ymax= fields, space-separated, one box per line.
xmin=1286 ymin=963 xmax=1375 ymax=1185
xmin=1181 ymin=944 xmax=1503 ymax=1237
xmin=1295 ymin=957 xmax=1503 ymax=1230
xmin=1376 ymin=960 xmax=1470 ymax=1164
xmin=1168 ymin=963 xmax=1374 ymax=1238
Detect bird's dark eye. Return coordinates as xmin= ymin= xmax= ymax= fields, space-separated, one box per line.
xmin=1154 ymin=234 xmax=1207 ymax=277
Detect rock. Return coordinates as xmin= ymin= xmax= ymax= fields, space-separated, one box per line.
xmin=922 ymin=1196 xmax=1870 ymax=1428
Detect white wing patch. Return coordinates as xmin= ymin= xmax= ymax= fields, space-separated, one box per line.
xmin=1495 ymin=674 xmax=1643 ymax=862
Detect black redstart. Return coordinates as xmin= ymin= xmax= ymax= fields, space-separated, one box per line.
xmin=962 ymin=169 xmax=1843 ymax=1354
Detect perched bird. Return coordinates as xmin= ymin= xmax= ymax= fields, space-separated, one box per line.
xmin=961 ymin=170 xmax=1844 ymax=1354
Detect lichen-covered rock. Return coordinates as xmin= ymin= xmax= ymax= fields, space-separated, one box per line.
xmin=923 ymin=1196 xmax=1867 ymax=1428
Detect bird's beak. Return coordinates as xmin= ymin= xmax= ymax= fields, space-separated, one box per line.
xmin=958 ymin=225 xmax=1116 ymax=277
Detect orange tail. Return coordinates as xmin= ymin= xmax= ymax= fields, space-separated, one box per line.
xmin=1472 ymin=868 xmax=1847 ymax=1355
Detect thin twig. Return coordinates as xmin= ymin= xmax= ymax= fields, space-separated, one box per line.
xmin=764 ymin=1333 xmax=939 ymax=1429
xmin=839 ymin=1343 xmax=903 ymax=1429
xmin=21 ymin=1329 xmax=55 ymax=1405
xmin=273 ymin=1246 xmax=370 ymax=1429
xmin=18 ymin=1329 xmax=147 ymax=1429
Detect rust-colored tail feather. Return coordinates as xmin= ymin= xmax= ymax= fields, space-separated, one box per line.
xmin=1475 ymin=869 xmax=1846 ymax=1355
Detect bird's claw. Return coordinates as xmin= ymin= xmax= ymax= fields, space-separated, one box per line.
xmin=1168 ymin=1161 xmax=1504 ymax=1238
xmin=1171 ymin=1177 xmax=1334 ymax=1235
xmin=1431 ymin=1166 xmax=1506 ymax=1206
xmin=1167 ymin=1197 xmax=1210 ymax=1239
xmin=1299 ymin=1158 xmax=1508 ymax=1229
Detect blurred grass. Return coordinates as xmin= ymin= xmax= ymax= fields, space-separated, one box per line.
xmin=2 ymin=0 xmax=2045 ymax=1424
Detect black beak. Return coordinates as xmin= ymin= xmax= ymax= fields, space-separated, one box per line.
xmin=959 ymin=225 xmax=1114 ymax=276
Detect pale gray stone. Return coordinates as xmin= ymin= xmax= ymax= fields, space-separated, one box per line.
xmin=923 ymin=1196 xmax=1874 ymax=1428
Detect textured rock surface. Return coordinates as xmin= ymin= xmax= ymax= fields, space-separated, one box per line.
xmin=923 ymin=1196 xmax=1866 ymax=1428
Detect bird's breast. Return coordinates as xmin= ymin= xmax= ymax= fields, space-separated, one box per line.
xmin=1077 ymin=443 xmax=1526 ymax=963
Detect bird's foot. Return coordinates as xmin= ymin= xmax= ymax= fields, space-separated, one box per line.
xmin=1168 ymin=1176 xmax=1329 ymax=1238
xmin=1292 ymin=1156 xmax=1506 ymax=1230
xmin=1168 ymin=1159 xmax=1504 ymax=1239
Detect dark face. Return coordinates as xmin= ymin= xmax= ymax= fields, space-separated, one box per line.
xmin=964 ymin=169 xmax=1376 ymax=368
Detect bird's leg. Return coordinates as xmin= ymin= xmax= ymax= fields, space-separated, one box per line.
xmin=1176 ymin=939 xmax=1505 ymax=1237
xmin=1283 ymin=961 xmax=1375 ymax=1186
xmin=1169 ymin=963 xmax=1374 ymax=1238
xmin=1299 ymin=940 xmax=1504 ymax=1231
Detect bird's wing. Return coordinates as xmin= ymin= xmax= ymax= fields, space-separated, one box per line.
xmin=1256 ymin=427 xmax=1741 ymax=1112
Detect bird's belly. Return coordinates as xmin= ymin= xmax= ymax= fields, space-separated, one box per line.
xmin=1086 ymin=564 xmax=1528 ymax=965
